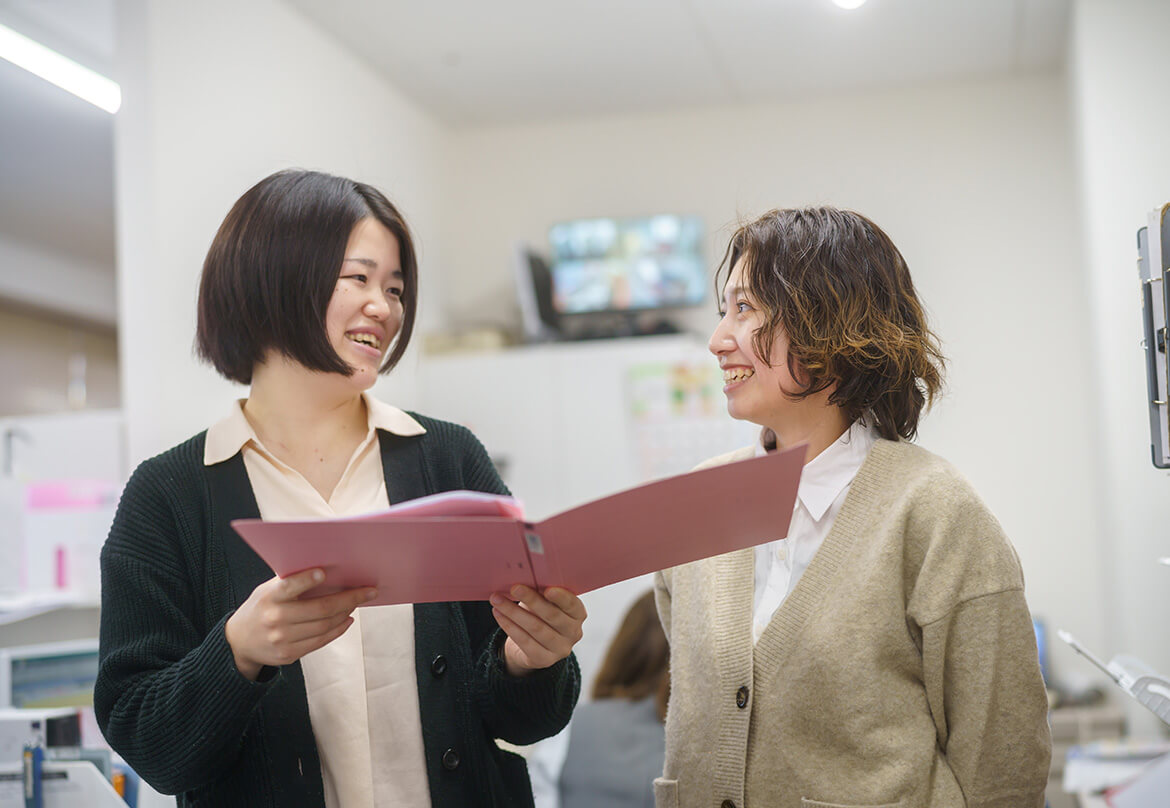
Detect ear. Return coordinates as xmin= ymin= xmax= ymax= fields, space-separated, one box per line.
xmin=785 ymin=351 xmax=812 ymax=388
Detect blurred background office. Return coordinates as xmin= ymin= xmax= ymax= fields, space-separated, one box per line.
xmin=1 ymin=1 xmax=1169 ymax=806
xmin=529 ymin=589 xmax=669 ymax=808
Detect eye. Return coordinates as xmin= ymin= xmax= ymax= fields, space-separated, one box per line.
xmin=387 ymin=286 xmax=403 ymax=298
xmin=736 ymin=301 xmax=752 ymax=314
xmin=343 ymin=273 xmax=368 ymax=284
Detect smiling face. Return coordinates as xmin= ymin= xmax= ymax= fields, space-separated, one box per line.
xmin=324 ymin=217 xmax=404 ymax=392
xmin=709 ymin=258 xmax=805 ymax=430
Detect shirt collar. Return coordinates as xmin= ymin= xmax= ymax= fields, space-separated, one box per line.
xmin=755 ymin=420 xmax=877 ymax=521
xmin=203 ymin=392 xmax=426 ymax=466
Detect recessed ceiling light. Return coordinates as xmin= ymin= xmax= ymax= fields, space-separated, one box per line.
xmin=832 ymin=0 xmax=868 ymax=9
xmin=0 ymin=22 xmax=121 ymax=113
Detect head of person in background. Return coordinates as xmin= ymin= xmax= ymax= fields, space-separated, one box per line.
xmin=711 ymin=206 xmax=944 ymax=454
xmin=592 ymin=589 xmax=669 ymax=721
xmin=196 ymin=169 xmax=418 ymax=395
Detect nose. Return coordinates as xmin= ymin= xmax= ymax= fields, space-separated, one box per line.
xmin=709 ymin=314 xmax=734 ymax=356
xmin=363 ymin=289 xmax=391 ymax=320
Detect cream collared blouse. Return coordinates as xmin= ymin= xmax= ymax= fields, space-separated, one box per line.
xmin=205 ymin=393 xmax=432 ymax=808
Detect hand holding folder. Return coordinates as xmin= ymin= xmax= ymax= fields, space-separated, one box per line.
xmin=232 ymin=443 xmax=804 ymax=605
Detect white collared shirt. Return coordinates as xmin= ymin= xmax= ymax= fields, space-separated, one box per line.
xmin=751 ymin=420 xmax=877 ymax=643
xmin=205 ymin=393 xmax=432 ymax=808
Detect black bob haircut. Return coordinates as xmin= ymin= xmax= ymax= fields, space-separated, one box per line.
xmin=196 ymin=169 xmax=418 ymax=385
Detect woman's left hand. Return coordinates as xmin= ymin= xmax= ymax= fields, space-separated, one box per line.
xmin=489 ymin=585 xmax=587 ymax=677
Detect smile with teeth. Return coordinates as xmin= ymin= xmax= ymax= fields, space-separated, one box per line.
xmin=346 ymin=332 xmax=382 ymax=350
xmin=723 ymin=367 xmax=755 ymax=383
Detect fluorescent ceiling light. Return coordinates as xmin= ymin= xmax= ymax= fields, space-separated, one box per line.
xmin=832 ymin=0 xmax=868 ymax=9
xmin=0 ymin=22 xmax=121 ymax=113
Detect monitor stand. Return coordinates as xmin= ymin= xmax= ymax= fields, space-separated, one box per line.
xmin=559 ymin=312 xmax=681 ymax=341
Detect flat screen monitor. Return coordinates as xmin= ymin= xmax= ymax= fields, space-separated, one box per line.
xmin=548 ymin=215 xmax=706 ymax=315
xmin=0 ymin=639 xmax=99 ymax=709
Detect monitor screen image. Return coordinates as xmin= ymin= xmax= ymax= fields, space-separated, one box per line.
xmin=548 ymin=215 xmax=707 ymax=315
xmin=0 ymin=639 xmax=99 ymax=709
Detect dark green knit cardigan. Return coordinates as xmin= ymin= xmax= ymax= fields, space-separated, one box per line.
xmin=95 ymin=414 xmax=579 ymax=807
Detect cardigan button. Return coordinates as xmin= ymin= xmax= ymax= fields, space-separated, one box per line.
xmin=431 ymin=654 xmax=448 ymax=677
xmin=721 ymin=801 xmax=736 ymax=808
xmin=735 ymin=686 xmax=749 ymax=709
xmin=442 ymin=748 xmax=460 ymax=770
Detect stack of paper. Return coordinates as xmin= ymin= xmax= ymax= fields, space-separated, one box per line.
xmin=1062 ymin=741 xmax=1170 ymax=794
xmin=1105 ymin=751 xmax=1170 ymax=808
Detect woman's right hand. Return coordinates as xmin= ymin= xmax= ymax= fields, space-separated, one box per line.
xmin=224 ymin=569 xmax=377 ymax=680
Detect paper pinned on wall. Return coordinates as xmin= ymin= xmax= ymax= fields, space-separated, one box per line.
xmin=21 ymin=480 xmax=120 ymax=599
xmin=626 ymin=360 xmax=758 ymax=480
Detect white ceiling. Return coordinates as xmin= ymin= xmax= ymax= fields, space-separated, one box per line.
xmin=0 ymin=0 xmax=1071 ymax=299
xmin=286 ymin=0 xmax=1071 ymax=127
xmin=0 ymin=0 xmax=116 ymax=273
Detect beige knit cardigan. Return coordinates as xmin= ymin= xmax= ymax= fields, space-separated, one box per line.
xmin=654 ymin=439 xmax=1051 ymax=808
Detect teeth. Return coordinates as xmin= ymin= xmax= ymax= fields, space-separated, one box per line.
xmin=347 ymin=332 xmax=381 ymax=350
xmin=723 ymin=367 xmax=755 ymax=383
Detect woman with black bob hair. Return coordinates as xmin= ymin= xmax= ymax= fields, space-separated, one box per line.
xmin=654 ymin=207 xmax=1051 ymax=807
xmin=95 ymin=169 xmax=585 ymax=808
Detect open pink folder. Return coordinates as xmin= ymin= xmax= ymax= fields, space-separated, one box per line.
xmin=231 ymin=443 xmax=804 ymax=605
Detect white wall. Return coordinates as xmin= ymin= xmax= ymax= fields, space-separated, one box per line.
xmin=445 ymin=74 xmax=1107 ymax=689
xmin=0 ymin=305 xmax=119 ymax=417
xmin=114 ymin=0 xmax=453 ymax=466
xmin=1070 ymin=0 xmax=1170 ymax=735
xmin=0 ymin=237 xmax=116 ymax=327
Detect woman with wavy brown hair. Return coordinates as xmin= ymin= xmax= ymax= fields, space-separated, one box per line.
xmin=654 ymin=207 xmax=1051 ymax=808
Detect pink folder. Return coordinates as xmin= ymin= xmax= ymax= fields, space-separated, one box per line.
xmin=231 ymin=443 xmax=804 ymax=605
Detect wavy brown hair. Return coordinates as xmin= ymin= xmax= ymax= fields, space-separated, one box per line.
xmin=719 ymin=207 xmax=945 ymax=441
xmin=592 ymin=590 xmax=670 ymax=722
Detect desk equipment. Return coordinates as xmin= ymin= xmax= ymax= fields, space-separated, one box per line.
xmin=21 ymin=744 xmax=41 ymax=808
xmin=1058 ymin=631 xmax=1170 ymax=726
xmin=0 ymin=710 xmax=80 ymax=769
xmin=0 ymin=759 xmax=124 ymax=808
xmin=1137 ymin=203 xmax=1170 ymax=468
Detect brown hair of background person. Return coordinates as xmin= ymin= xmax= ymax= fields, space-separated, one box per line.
xmin=591 ymin=590 xmax=670 ymax=722
xmin=196 ymin=169 xmax=419 ymax=385
xmin=717 ymin=207 xmax=945 ymax=442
